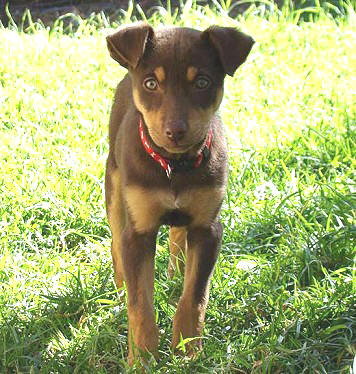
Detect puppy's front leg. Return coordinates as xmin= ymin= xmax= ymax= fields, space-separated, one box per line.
xmin=121 ymin=226 xmax=159 ymax=365
xmin=172 ymin=221 xmax=222 ymax=353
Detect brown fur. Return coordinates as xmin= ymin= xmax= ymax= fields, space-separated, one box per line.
xmin=105 ymin=22 xmax=254 ymax=365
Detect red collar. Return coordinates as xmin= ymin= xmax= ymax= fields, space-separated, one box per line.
xmin=139 ymin=116 xmax=213 ymax=179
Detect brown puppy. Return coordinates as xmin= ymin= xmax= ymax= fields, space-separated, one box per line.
xmin=105 ymin=22 xmax=254 ymax=365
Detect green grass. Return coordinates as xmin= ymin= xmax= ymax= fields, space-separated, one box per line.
xmin=1 ymin=1 xmax=355 ymax=373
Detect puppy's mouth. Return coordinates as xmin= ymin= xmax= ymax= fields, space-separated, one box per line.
xmin=161 ymin=143 xmax=195 ymax=154
xmin=148 ymin=130 xmax=199 ymax=154
xmin=159 ymin=136 xmax=210 ymax=155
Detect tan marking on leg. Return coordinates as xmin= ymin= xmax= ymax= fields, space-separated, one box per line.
xmin=124 ymin=186 xmax=164 ymax=233
xmin=189 ymin=187 xmax=225 ymax=226
xmin=186 ymin=66 xmax=198 ymax=82
xmin=178 ymin=186 xmax=226 ymax=227
xmin=154 ymin=66 xmax=166 ymax=82
xmin=168 ymin=226 xmax=187 ymax=278
xmin=106 ymin=168 xmax=124 ymax=288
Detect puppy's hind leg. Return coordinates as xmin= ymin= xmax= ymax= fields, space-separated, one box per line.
xmin=168 ymin=226 xmax=187 ymax=278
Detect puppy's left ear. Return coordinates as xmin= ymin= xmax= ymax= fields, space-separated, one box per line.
xmin=203 ymin=26 xmax=254 ymax=76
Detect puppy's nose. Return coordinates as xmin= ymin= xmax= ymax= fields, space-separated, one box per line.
xmin=165 ymin=129 xmax=186 ymax=141
xmin=165 ymin=120 xmax=187 ymax=142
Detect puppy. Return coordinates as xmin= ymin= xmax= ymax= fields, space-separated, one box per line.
xmin=105 ymin=22 xmax=254 ymax=365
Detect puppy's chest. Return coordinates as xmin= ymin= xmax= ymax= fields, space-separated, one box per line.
xmin=124 ymin=185 xmax=225 ymax=233
xmin=157 ymin=192 xmax=193 ymax=227
xmin=158 ymin=190 xmax=189 ymax=209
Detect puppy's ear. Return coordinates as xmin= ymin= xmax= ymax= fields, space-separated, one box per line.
xmin=202 ymin=26 xmax=254 ymax=76
xmin=106 ymin=22 xmax=154 ymax=69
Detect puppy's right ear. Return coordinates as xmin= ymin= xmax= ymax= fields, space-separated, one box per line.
xmin=106 ymin=22 xmax=153 ymax=69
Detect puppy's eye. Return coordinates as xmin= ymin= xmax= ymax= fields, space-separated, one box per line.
xmin=194 ymin=76 xmax=211 ymax=90
xmin=143 ymin=77 xmax=158 ymax=91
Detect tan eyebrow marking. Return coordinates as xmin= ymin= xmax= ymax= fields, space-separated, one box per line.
xmin=186 ymin=66 xmax=198 ymax=82
xmin=154 ymin=66 xmax=165 ymax=82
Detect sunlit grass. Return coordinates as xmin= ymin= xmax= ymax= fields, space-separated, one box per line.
xmin=0 ymin=1 xmax=355 ymax=373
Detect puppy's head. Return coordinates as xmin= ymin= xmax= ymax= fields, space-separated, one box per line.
xmin=107 ymin=22 xmax=254 ymax=153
